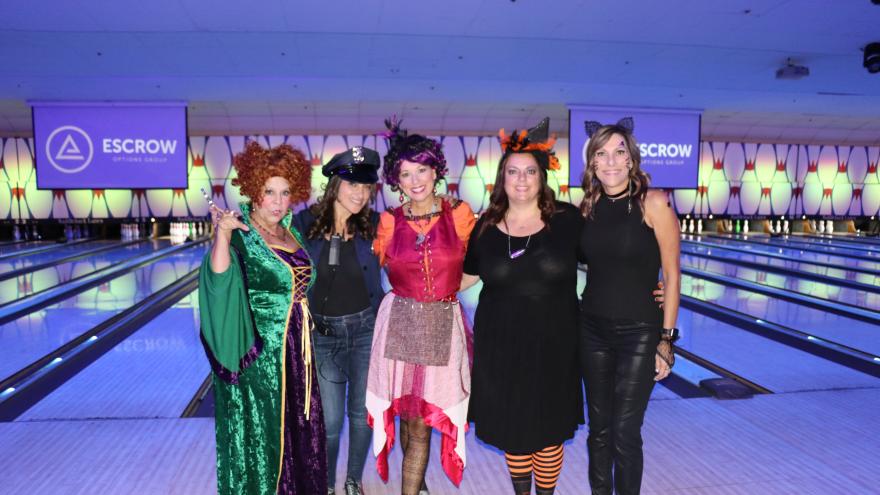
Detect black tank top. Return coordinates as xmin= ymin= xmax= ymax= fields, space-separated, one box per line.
xmin=578 ymin=194 xmax=663 ymax=324
xmin=312 ymin=238 xmax=371 ymax=316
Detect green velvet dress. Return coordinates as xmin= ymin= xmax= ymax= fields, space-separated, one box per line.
xmin=199 ymin=204 xmax=327 ymax=494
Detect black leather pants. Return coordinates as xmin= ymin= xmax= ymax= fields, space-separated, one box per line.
xmin=579 ymin=312 xmax=659 ymax=495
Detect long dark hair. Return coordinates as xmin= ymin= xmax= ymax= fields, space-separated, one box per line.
xmin=479 ymin=150 xmax=557 ymax=236
xmin=579 ymin=124 xmax=651 ymax=219
xmin=306 ymin=176 xmax=377 ymax=240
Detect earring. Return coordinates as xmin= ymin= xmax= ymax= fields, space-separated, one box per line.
xmin=627 ymin=179 xmax=633 ymax=215
xmin=399 ymin=191 xmax=405 ymax=203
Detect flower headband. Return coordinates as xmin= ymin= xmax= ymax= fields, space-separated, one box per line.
xmin=498 ymin=117 xmax=561 ymax=171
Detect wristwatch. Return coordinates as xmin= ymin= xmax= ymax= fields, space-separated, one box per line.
xmin=660 ymin=327 xmax=680 ymax=343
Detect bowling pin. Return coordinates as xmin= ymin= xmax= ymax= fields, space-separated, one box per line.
xmin=826 ymin=220 xmax=834 ymax=234
xmin=697 ymin=219 xmax=703 ymax=234
xmin=817 ymin=220 xmax=825 ymax=233
xmin=688 ymin=219 xmax=695 ymax=233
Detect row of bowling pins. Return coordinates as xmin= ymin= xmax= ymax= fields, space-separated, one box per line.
xmin=767 ymin=220 xmax=790 ymax=235
xmin=63 ymin=223 xmax=89 ymax=240
xmin=732 ymin=219 xmax=751 ymax=233
xmin=678 ymin=218 xmax=795 ymax=235
xmin=121 ymin=223 xmax=150 ymax=240
xmin=681 ymin=218 xmax=704 ymax=234
xmin=170 ymin=222 xmax=210 ymax=242
xmin=12 ymin=221 xmax=41 ymax=241
xmin=811 ymin=219 xmax=835 ymax=234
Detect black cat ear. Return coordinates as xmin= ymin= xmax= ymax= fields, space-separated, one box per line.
xmin=616 ymin=117 xmax=634 ymax=132
xmin=584 ymin=120 xmax=602 ymax=138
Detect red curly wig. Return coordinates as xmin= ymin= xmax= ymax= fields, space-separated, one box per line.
xmin=231 ymin=141 xmax=312 ymax=204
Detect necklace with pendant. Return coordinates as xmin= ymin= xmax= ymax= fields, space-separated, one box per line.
xmin=604 ymin=185 xmax=633 ymax=214
xmin=605 ymin=188 xmax=628 ymax=201
xmin=252 ymin=214 xmax=287 ymax=243
xmin=407 ymin=199 xmax=437 ymax=249
xmin=503 ymin=217 xmax=532 ymax=259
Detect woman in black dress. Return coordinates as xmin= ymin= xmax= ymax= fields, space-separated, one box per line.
xmin=578 ymin=119 xmax=680 ymax=495
xmin=461 ymin=118 xmax=583 ymax=495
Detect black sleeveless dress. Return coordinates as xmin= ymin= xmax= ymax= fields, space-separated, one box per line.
xmin=463 ymin=202 xmax=584 ymax=452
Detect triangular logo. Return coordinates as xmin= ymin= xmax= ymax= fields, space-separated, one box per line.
xmin=55 ymin=134 xmax=84 ymax=161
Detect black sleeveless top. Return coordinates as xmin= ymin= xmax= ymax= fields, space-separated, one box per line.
xmin=578 ymin=194 xmax=663 ymax=325
xmin=312 ymin=239 xmax=371 ymax=316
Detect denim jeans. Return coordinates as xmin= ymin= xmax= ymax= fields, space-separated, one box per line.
xmin=313 ymin=307 xmax=376 ymax=486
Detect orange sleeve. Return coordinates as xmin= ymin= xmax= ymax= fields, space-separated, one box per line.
xmin=373 ymin=210 xmax=395 ymax=266
xmin=451 ymin=199 xmax=477 ymax=244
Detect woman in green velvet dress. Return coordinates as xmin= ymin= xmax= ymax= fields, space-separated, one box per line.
xmin=199 ymin=141 xmax=327 ymax=494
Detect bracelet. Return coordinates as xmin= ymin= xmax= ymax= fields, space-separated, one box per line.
xmin=659 ymin=327 xmax=680 ymax=343
xmin=655 ymin=349 xmax=674 ymax=368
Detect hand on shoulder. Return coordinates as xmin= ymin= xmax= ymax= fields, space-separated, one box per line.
xmin=644 ymin=190 xmax=676 ymax=228
xmin=645 ymin=189 xmax=672 ymax=210
xmin=438 ymin=194 xmax=465 ymax=209
xmin=555 ymin=200 xmax=579 ymax=214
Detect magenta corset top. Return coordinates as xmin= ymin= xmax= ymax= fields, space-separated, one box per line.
xmin=385 ymin=200 xmax=464 ymax=302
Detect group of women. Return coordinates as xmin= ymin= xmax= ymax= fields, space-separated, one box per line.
xmin=199 ymin=115 xmax=680 ymax=495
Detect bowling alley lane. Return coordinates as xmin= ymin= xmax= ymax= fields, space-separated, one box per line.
xmin=0 ymin=244 xmax=206 ymax=382
xmin=0 ymin=240 xmax=173 ymax=305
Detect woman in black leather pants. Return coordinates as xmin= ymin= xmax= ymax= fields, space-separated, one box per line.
xmin=577 ymin=119 xmax=681 ymax=495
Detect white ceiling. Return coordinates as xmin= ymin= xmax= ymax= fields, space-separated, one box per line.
xmin=2 ymin=0 xmax=879 ymax=144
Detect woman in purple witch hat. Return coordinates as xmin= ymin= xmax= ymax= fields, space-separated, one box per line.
xmin=365 ymin=118 xmax=475 ymax=495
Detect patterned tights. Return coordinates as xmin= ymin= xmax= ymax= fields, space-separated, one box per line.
xmin=504 ymin=444 xmax=564 ymax=495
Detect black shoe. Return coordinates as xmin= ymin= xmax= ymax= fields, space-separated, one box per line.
xmin=344 ymin=477 xmax=364 ymax=495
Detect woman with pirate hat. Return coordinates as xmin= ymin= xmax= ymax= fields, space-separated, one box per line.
xmin=578 ymin=118 xmax=680 ymax=495
xmin=292 ymin=145 xmax=384 ymax=495
xmin=365 ymin=118 xmax=476 ymax=495
xmin=460 ymin=117 xmax=584 ymax=495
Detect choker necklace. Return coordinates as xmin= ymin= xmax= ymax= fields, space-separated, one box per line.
xmin=604 ymin=183 xmax=634 ymax=214
xmin=503 ymin=217 xmax=531 ymax=259
xmin=604 ymin=188 xmax=629 ymax=201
